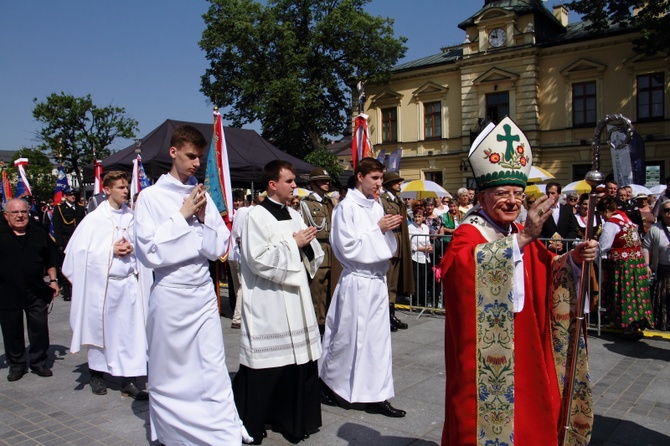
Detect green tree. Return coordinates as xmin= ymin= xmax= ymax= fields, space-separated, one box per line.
xmin=304 ymin=147 xmax=342 ymax=182
xmin=5 ymin=148 xmax=57 ymax=203
xmin=200 ymin=0 xmax=407 ymax=158
xmin=32 ymin=92 xmax=138 ymax=189
xmin=567 ymin=1 xmax=669 ymax=55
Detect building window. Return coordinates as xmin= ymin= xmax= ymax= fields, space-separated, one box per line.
xmin=572 ymin=81 xmax=596 ymax=127
xmin=424 ymin=171 xmax=443 ymax=186
xmin=424 ymin=102 xmax=441 ymax=139
xmin=486 ymin=92 xmax=509 ymax=124
xmin=381 ymin=107 xmax=397 ymax=143
xmin=637 ymin=73 xmax=664 ymax=121
xmin=572 ymin=163 xmax=592 ymax=182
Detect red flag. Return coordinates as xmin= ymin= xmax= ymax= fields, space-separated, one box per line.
xmin=352 ymin=113 xmax=373 ymax=169
xmin=1 ymin=167 xmax=12 ymax=203
xmin=93 ymin=160 xmax=103 ymax=195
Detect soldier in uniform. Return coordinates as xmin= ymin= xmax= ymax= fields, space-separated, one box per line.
xmin=52 ymin=188 xmax=86 ymax=301
xmin=301 ymin=167 xmax=336 ymax=336
xmin=380 ymin=172 xmax=415 ymax=331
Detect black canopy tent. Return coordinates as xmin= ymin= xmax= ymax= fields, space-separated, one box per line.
xmin=85 ymin=119 xmax=314 ymax=188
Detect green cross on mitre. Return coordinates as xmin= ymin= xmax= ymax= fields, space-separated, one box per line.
xmin=497 ymin=124 xmax=520 ymax=161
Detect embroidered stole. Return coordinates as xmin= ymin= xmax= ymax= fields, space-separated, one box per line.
xmin=468 ymin=214 xmax=592 ymax=446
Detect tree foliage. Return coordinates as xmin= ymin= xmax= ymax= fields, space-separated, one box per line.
xmin=567 ymin=0 xmax=669 ymax=55
xmin=32 ymin=92 xmax=138 ymax=189
xmin=304 ymin=147 xmax=342 ymax=183
xmin=200 ymin=0 xmax=407 ymax=158
xmin=5 ymin=148 xmax=57 ymax=202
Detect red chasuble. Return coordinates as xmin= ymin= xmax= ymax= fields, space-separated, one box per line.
xmin=439 ymin=215 xmax=592 ymax=446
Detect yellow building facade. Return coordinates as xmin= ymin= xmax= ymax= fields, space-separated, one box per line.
xmin=357 ymin=1 xmax=669 ymax=194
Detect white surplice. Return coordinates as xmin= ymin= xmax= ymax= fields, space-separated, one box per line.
xmin=319 ymin=188 xmax=397 ymax=403
xmin=239 ymin=204 xmax=323 ymax=369
xmin=63 ymin=201 xmax=150 ymax=377
xmin=134 ymin=173 xmax=243 ymax=445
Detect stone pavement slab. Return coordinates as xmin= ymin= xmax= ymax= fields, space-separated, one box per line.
xmin=1 ymin=293 xmax=670 ymax=445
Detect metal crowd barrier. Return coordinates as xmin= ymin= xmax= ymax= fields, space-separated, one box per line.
xmin=407 ymin=233 xmax=450 ymax=318
xmin=406 ymin=234 xmax=603 ymax=333
xmin=537 ymin=237 xmax=604 ymax=335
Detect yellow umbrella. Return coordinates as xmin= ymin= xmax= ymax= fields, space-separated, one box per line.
xmin=293 ymin=187 xmax=310 ymax=197
xmin=527 ymin=166 xmax=555 ymax=183
xmin=400 ymin=180 xmax=450 ymax=200
xmin=562 ymin=180 xmax=592 ymax=195
xmin=525 ymin=183 xmax=546 ymax=199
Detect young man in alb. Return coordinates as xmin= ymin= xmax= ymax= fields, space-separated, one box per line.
xmin=320 ymin=157 xmax=407 ymax=418
xmin=134 ymin=125 xmax=249 ymax=445
xmin=63 ymin=171 xmax=150 ymax=399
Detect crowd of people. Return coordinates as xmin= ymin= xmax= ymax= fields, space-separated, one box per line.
xmin=1 ymin=119 xmax=668 ymax=445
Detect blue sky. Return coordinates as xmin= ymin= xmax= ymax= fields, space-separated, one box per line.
xmin=0 ymin=1 xmax=564 ymax=154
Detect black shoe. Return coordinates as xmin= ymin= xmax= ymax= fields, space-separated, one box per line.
xmin=366 ymin=400 xmax=406 ymax=418
xmin=7 ymin=367 xmax=26 ymax=382
xmin=121 ymin=382 xmax=149 ymax=400
xmin=63 ymin=295 xmax=71 ymax=301
xmin=320 ymin=384 xmax=338 ymax=406
xmin=390 ymin=304 xmax=408 ymax=330
xmin=391 ymin=315 xmax=408 ymax=329
xmin=30 ymin=366 xmax=53 ymax=377
xmin=390 ymin=323 xmax=398 ymax=332
xmin=90 ymin=376 xmax=107 ymax=395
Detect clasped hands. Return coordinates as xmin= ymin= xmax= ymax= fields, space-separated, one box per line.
xmin=180 ymin=184 xmax=207 ymax=223
xmin=113 ymin=237 xmax=134 ymax=257
xmin=294 ymin=226 xmax=317 ymax=248
xmin=378 ymin=214 xmax=403 ymax=233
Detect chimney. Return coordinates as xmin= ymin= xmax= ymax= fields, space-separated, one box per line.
xmin=553 ymin=4 xmax=569 ymax=27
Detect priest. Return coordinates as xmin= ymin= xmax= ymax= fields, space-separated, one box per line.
xmin=134 ymin=125 xmax=248 ymax=445
xmin=63 ymin=171 xmax=151 ymax=399
xmin=234 ymin=160 xmax=324 ymax=444
xmin=439 ymin=117 xmax=596 ymax=446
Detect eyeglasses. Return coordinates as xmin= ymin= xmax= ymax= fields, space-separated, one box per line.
xmin=5 ymin=210 xmax=29 ymax=215
xmin=663 ymin=209 xmax=670 ymax=214
xmin=567 ymin=197 xmax=578 ymax=202
xmin=488 ymin=190 xmax=526 ymax=202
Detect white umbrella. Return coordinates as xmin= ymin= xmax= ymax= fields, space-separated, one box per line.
xmin=650 ymin=184 xmax=667 ymax=195
xmin=400 ymin=180 xmax=450 ymax=200
xmin=527 ymin=166 xmax=555 ymax=183
xmin=629 ymin=184 xmax=652 ymax=196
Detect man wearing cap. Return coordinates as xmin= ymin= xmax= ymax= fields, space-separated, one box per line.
xmin=439 ymin=117 xmax=597 ymax=446
xmin=380 ymin=172 xmax=414 ymax=331
xmin=52 ymin=188 xmax=86 ymax=301
xmin=300 ymin=167 xmax=337 ymax=335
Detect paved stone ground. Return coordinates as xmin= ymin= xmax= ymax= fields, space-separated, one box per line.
xmin=1 ymin=291 xmax=669 ymax=445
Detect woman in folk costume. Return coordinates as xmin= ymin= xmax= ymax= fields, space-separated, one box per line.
xmin=439 ymin=117 xmax=597 ymax=446
xmin=643 ymin=200 xmax=670 ymax=330
xmin=598 ymin=196 xmax=653 ymax=333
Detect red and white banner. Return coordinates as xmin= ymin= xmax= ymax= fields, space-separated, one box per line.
xmin=14 ymin=158 xmax=32 ymax=196
xmin=352 ymin=113 xmax=373 ymax=169
xmin=93 ymin=160 xmax=103 ymax=195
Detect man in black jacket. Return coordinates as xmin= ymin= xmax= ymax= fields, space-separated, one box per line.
xmin=52 ymin=188 xmax=86 ymax=301
xmin=0 ymin=198 xmax=60 ymax=381
xmin=540 ymin=182 xmax=579 ymax=254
